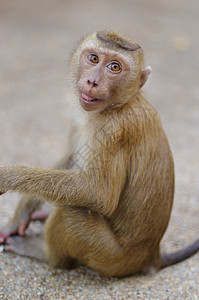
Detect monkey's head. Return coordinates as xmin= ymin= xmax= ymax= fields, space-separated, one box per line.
xmin=70 ymin=31 xmax=151 ymax=112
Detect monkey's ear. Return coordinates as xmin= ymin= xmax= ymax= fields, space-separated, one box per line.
xmin=139 ymin=66 xmax=152 ymax=89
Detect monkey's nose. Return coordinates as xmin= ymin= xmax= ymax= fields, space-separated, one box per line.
xmin=87 ymin=80 xmax=98 ymax=87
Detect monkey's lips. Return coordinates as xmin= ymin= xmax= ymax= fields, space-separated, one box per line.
xmin=80 ymin=92 xmax=103 ymax=103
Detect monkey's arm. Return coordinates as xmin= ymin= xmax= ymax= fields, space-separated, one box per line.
xmin=0 ymin=163 xmax=126 ymax=216
xmin=0 ymin=154 xmax=74 ymax=242
xmin=0 ymin=146 xmax=75 ymax=241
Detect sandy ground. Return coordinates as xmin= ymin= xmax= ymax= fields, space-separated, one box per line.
xmin=0 ymin=0 xmax=199 ymax=299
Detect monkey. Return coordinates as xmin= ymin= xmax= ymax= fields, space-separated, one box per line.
xmin=0 ymin=30 xmax=199 ymax=277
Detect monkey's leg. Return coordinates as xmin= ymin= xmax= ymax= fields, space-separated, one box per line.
xmin=44 ymin=207 xmax=127 ymax=277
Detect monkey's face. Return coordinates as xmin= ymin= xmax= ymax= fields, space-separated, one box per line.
xmin=77 ymin=48 xmax=131 ymax=112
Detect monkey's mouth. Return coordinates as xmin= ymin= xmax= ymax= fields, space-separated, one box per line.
xmin=80 ymin=92 xmax=103 ymax=103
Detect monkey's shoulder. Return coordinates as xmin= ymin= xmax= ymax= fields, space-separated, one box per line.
xmin=115 ymin=97 xmax=160 ymax=135
xmin=129 ymin=96 xmax=159 ymax=123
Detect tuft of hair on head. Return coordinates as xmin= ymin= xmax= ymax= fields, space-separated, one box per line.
xmin=96 ymin=31 xmax=141 ymax=52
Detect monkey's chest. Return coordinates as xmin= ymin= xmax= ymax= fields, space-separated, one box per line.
xmin=70 ymin=130 xmax=91 ymax=171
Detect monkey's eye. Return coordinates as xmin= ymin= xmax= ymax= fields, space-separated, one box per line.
xmin=107 ymin=62 xmax=121 ymax=73
xmin=88 ymin=54 xmax=99 ymax=64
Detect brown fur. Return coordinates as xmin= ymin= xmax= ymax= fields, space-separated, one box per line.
xmin=96 ymin=31 xmax=141 ymax=52
xmin=0 ymin=31 xmax=198 ymax=277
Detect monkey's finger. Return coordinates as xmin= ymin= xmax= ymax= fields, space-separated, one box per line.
xmin=18 ymin=222 xmax=29 ymax=236
xmin=0 ymin=233 xmax=9 ymax=245
xmin=31 ymin=210 xmax=49 ymax=221
xmin=0 ymin=192 xmax=5 ymax=195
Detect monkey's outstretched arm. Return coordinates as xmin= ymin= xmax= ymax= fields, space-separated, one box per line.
xmin=0 ymin=155 xmax=75 ymax=242
xmin=0 ymin=164 xmax=125 ymax=216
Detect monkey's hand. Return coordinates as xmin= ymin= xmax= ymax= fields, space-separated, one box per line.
xmin=0 ymin=196 xmax=43 ymax=245
xmin=0 ymin=193 xmax=42 ymax=245
xmin=0 ymin=223 xmax=20 ymax=245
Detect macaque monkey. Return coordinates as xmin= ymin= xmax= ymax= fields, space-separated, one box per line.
xmin=0 ymin=31 xmax=199 ymax=277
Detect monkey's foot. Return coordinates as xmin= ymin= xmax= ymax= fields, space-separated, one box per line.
xmin=4 ymin=235 xmax=46 ymax=261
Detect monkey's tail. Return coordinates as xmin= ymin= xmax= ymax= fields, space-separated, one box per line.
xmin=160 ymin=238 xmax=199 ymax=269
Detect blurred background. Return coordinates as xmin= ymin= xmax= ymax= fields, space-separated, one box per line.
xmin=0 ymin=0 xmax=199 ymax=298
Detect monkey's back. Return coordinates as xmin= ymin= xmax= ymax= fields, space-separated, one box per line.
xmin=107 ymin=94 xmax=174 ymax=271
xmin=67 ymin=94 xmax=174 ymax=275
